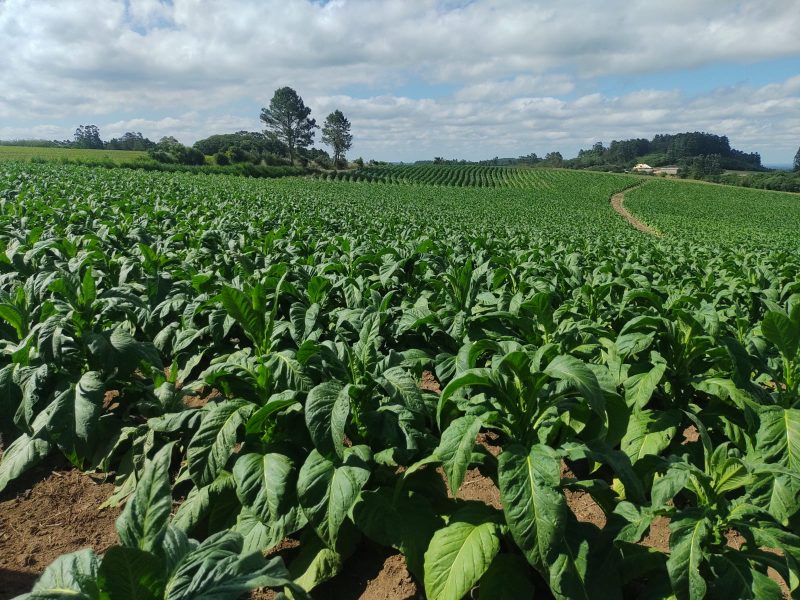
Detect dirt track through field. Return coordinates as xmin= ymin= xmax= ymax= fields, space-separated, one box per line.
xmin=611 ymin=183 xmax=661 ymax=236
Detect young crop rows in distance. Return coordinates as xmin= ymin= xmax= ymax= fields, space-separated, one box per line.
xmin=317 ymin=163 xmax=579 ymax=188
xmin=0 ymin=162 xmax=799 ymax=599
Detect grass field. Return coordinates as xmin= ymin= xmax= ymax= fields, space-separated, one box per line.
xmin=1 ymin=162 xmax=799 ymax=600
xmin=0 ymin=145 xmax=147 ymax=163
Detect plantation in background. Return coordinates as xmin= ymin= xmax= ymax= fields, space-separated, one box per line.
xmin=316 ymin=163 xmax=622 ymax=188
xmin=0 ymin=145 xmax=148 ymax=164
xmin=1 ymin=162 xmax=799 ymax=599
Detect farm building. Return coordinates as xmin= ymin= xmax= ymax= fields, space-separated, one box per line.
xmin=632 ymin=163 xmax=653 ymax=173
xmin=653 ymin=166 xmax=679 ymax=176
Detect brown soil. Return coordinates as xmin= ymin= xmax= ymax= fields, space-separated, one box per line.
xmin=455 ymin=467 xmax=502 ymax=510
xmin=247 ymin=544 xmax=418 ymax=600
xmin=681 ymin=425 xmax=700 ymax=445
xmin=610 ymin=185 xmax=662 ymax=236
xmin=183 ymin=386 xmax=223 ymax=408
xmin=0 ymin=468 xmax=120 ymax=599
xmin=641 ymin=516 xmax=671 ymax=553
xmin=436 ymin=431 xmax=504 ymax=510
xmin=420 ymin=370 xmax=441 ymax=394
xmin=560 ymin=461 xmax=607 ymax=529
xmin=102 ymin=390 xmax=120 ymax=410
xmin=475 ymin=431 xmax=501 ymax=457
xmin=564 ymin=485 xmax=606 ymax=528
xmin=309 ymin=541 xmax=419 ymax=600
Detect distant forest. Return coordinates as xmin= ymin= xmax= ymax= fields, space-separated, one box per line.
xmin=429 ymin=132 xmax=763 ymax=173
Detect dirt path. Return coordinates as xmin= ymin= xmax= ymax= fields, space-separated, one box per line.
xmin=611 ymin=184 xmax=661 ymax=236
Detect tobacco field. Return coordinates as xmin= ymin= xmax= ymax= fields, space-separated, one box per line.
xmin=0 ymin=162 xmax=799 ymax=599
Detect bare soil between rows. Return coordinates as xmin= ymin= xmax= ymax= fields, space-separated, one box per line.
xmin=0 ymin=458 xmax=120 ymax=600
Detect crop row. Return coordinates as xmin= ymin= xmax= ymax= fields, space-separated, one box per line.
xmin=317 ymin=164 xmax=613 ymax=189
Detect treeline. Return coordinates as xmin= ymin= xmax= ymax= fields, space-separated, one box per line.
xmin=420 ymin=152 xmax=565 ymax=167
xmin=3 ymin=87 xmax=357 ymax=172
xmin=562 ymin=132 xmax=763 ymax=172
xmin=426 ymin=132 xmax=765 ymax=173
xmin=0 ymin=128 xmax=157 ymax=152
xmin=718 ymin=171 xmax=800 ymax=193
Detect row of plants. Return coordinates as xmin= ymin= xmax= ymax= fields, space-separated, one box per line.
xmin=0 ymin=162 xmax=798 ymax=599
xmin=315 ymin=164 xmax=631 ymax=189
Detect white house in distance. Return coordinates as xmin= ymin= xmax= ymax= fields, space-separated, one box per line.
xmin=653 ymin=166 xmax=679 ymax=176
xmin=632 ymin=163 xmax=680 ymax=176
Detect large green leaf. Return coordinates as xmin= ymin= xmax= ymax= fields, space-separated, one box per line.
xmin=708 ymin=552 xmax=782 ymax=600
xmin=288 ymin=531 xmax=346 ymax=592
xmin=234 ymin=505 xmax=306 ymax=554
xmin=46 ymin=371 xmax=104 ymax=466
xmin=667 ymin=513 xmax=711 ymax=600
xmin=304 ymin=381 xmax=351 ymax=459
xmin=245 ymin=390 xmax=301 ymax=435
xmin=498 ymin=444 xmax=565 ymax=572
xmin=381 ymin=365 xmax=428 ymax=417
xmin=623 ymin=363 xmax=666 ymax=409
xmin=187 ymin=399 xmax=252 ymax=487
xmin=0 ymin=430 xmax=51 ymax=493
xmin=105 ymin=328 xmax=162 ymax=375
xmin=218 ymin=286 xmax=265 ymax=348
xmin=171 ymin=472 xmax=235 ymax=534
xmin=761 ymin=311 xmax=799 ymax=358
xmin=25 ymin=548 xmax=100 ymax=599
xmin=424 ymin=506 xmax=502 ymax=600
xmin=544 ymin=354 xmax=604 ymax=416
xmin=117 ymin=443 xmax=174 ymax=554
xmin=233 ymin=451 xmax=295 ymax=520
xmin=98 ymin=546 xmax=164 ymax=600
xmin=477 ymin=554 xmax=535 ymax=600
xmin=164 ymin=531 xmax=296 ymax=599
xmin=756 ymin=406 xmax=800 ymax=471
xmin=621 ymin=409 xmax=679 ymax=464
xmin=438 ymin=368 xmax=494 ymax=424
xmin=749 ymin=467 xmax=800 ymax=525
xmin=297 ymin=445 xmax=372 ymax=548
xmin=548 ymin=519 xmax=622 ymax=600
xmin=436 ymin=414 xmax=483 ymax=496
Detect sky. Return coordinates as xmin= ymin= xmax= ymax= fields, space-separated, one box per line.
xmin=1 ymin=0 xmax=799 ymax=164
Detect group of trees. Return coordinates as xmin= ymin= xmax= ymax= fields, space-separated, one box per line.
xmin=563 ymin=132 xmax=763 ymax=172
xmin=681 ymin=154 xmax=723 ymax=179
xmin=105 ymin=131 xmax=156 ymax=151
xmin=37 ymin=87 xmax=356 ymax=170
xmin=185 ymin=88 xmax=354 ymax=169
xmin=148 ymin=136 xmax=205 ymax=165
xmin=259 ymin=87 xmax=353 ymax=168
xmin=73 ymin=125 xmax=104 ymax=149
xmin=146 ymin=87 xmax=354 ymax=169
xmin=72 ymin=125 xmax=158 ymax=152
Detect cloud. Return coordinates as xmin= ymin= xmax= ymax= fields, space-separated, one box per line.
xmin=0 ymin=0 xmax=798 ymax=161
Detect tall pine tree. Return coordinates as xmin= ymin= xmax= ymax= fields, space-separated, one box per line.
xmin=321 ymin=110 xmax=353 ymax=168
xmin=260 ymin=87 xmax=317 ymax=165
